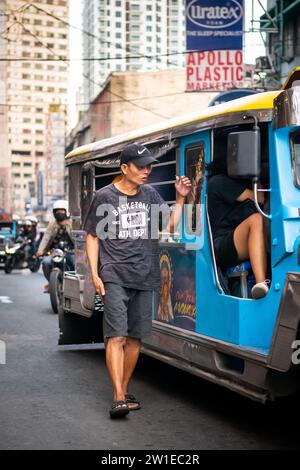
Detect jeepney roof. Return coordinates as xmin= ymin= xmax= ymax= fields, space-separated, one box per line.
xmin=65 ymin=89 xmax=281 ymax=164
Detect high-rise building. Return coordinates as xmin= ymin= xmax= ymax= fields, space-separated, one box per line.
xmin=1 ymin=0 xmax=69 ymax=217
xmin=83 ymin=0 xmax=186 ymax=104
xmin=0 ymin=0 xmax=10 ymax=215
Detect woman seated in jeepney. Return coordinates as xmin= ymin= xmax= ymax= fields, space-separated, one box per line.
xmin=206 ymin=158 xmax=269 ymax=300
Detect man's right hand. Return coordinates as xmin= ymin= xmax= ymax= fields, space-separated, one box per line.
xmin=92 ymin=275 xmax=106 ymax=298
xmin=36 ymin=250 xmax=44 ymax=258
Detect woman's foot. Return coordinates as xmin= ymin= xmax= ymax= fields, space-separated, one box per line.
xmin=251 ymin=280 xmax=270 ymax=299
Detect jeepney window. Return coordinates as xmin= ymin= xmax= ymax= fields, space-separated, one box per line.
xmin=147 ymin=147 xmax=176 ymax=204
xmin=290 ymin=130 xmax=300 ymax=189
xmin=185 ymin=142 xmax=205 ymax=234
xmin=68 ymin=164 xmax=81 ymax=217
xmin=81 ymin=163 xmax=95 ymax=224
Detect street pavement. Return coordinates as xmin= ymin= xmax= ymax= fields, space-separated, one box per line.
xmin=0 ymin=269 xmax=300 ymax=450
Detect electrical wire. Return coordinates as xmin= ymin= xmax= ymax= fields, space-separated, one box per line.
xmin=14 ymin=18 xmax=169 ymax=120
xmin=18 ymin=2 xmax=182 ymax=69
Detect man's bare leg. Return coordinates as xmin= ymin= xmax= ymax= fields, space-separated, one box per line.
xmin=122 ymin=337 xmax=141 ymax=409
xmin=105 ymin=336 xmax=126 ymax=402
xmin=233 ymin=213 xmax=267 ymax=284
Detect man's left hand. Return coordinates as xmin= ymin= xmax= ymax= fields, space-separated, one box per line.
xmin=175 ymin=176 xmax=192 ymax=198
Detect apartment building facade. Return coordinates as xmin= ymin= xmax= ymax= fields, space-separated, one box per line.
xmin=66 ymin=69 xmax=218 ymax=153
xmin=83 ymin=0 xmax=186 ymax=104
xmin=1 ymin=0 xmax=69 ymax=217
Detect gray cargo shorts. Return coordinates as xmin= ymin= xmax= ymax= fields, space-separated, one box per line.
xmin=103 ymin=283 xmax=158 ymax=339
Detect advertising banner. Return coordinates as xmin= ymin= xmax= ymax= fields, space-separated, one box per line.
xmin=186 ymin=0 xmax=244 ymax=52
xmin=186 ymin=49 xmax=243 ymax=91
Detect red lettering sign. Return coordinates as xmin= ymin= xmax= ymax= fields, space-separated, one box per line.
xmin=186 ymin=50 xmax=244 ymax=91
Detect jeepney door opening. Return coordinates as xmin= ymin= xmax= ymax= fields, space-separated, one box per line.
xmin=210 ymin=123 xmax=271 ymax=298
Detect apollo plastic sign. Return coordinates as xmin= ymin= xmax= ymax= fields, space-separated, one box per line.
xmin=187 ymin=0 xmax=243 ymax=29
xmin=186 ymin=50 xmax=244 ymax=91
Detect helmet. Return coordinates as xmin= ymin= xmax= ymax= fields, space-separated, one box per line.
xmin=52 ymin=200 xmax=70 ymax=218
xmin=23 ymin=220 xmax=32 ymax=227
xmin=25 ymin=215 xmax=38 ymax=224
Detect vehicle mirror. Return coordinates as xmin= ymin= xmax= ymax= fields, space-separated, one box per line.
xmin=227 ymin=130 xmax=261 ymax=179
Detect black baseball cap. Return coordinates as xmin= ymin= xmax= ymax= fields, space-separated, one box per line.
xmin=120 ymin=143 xmax=158 ymax=167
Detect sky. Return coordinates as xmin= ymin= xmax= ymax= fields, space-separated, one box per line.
xmin=68 ymin=0 xmax=268 ymax=129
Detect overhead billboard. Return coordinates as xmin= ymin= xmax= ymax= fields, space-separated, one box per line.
xmin=186 ymin=0 xmax=244 ymax=91
xmin=186 ymin=0 xmax=243 ymax=51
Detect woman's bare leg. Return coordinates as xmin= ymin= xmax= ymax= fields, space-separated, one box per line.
xmin=233 ymin=213 xmax=267 ymax=284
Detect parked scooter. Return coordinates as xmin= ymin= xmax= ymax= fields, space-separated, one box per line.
xmin=49 ymin=240 xmax=74 ymax=314
xmin=4 ymin=236 xmax=41 ymax=274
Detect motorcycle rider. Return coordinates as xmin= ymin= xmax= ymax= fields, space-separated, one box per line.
xmin=25 ymin=215 xmax=39 ymax=256
xmin=36 ymin=200 xmax=74 ymax=293
xmin=18 ymin=220 xmax=34 ymax=262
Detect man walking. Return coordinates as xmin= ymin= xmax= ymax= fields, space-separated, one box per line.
xmin=84 ymin=143 xmax=191 ymax=418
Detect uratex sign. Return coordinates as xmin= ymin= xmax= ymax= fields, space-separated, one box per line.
xmin=186 ymin=0 xmax=244 ymax=51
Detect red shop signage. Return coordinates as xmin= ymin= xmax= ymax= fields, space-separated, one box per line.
xmin=186 ymin=50 xmax=244 ymax=91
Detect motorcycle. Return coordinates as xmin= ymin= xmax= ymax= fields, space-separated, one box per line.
xmin=49 ymin=241 xmax=74 ymax=314
xmin=4 ymin=237 xmax=41 ymax=274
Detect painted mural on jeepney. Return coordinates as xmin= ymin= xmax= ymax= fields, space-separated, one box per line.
xmin=156 ymin=248 xmax=196 ymax=331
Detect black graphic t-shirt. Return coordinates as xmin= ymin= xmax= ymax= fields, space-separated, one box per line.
xmin=84 ymin=184 xmax=169 ymax=290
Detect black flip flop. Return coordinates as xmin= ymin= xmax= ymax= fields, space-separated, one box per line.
xmin=125 ymin=393 xmax=141 ymax=411
xmin=110 ymin=400 xmax=129 ymax=419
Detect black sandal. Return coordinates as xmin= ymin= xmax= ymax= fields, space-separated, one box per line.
xmin=110 ymin=400 xmax=129 ymax=419
xmin=125 ymin=393 xmax=141 ymax=411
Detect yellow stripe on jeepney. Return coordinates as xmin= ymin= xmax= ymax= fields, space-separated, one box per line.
xmin=65 ymin=90 xmax=281 ymax=161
